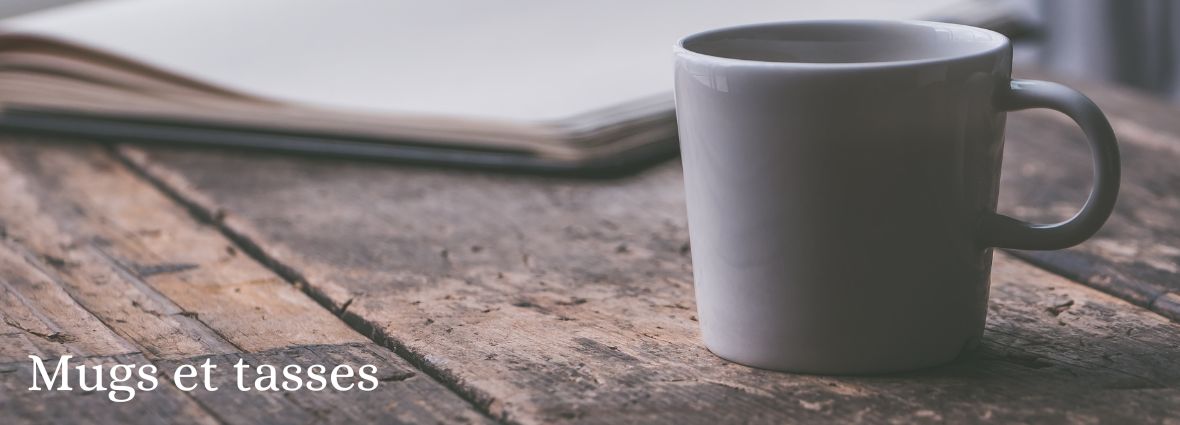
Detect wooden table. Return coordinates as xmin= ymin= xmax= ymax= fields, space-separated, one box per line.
xmin=2 ymin=71 xmax=1179 ymax=424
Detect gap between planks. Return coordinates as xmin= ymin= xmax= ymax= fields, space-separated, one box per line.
xmin=0 ymin=142 xmax=491 ymax=424
xmin=108 ymin=145 xmax=509 ymax=423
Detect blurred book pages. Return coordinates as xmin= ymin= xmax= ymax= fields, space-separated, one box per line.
xmin=0 ymin=0 xmax=985 ymax=171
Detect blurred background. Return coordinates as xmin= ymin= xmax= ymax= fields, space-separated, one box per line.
xmin=2 ymin=0 xmax=1178 ymax=103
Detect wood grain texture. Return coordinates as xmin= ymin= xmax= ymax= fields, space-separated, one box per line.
xmin=0 ymin=140 xmax=490 ymax=424
xmin=995 ymin=71 xmax=1180 ymax=321
xmin=122 ymin=131 xmax=1180 ymax=424
xmin=0 ymin=238 xmax=218 ymax=425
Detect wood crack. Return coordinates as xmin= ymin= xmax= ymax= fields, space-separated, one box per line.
xmin=2 ymin=317 xmax=74 ymax=343
xmin=338 ymin=297 xmax=355 ymax=316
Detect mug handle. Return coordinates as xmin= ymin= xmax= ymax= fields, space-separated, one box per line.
xmin=979 ymin=79 xmax=1121 ymax=250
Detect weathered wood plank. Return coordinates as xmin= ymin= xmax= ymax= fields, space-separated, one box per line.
xmin=123 ymin=135 xmax=1180 ymax=423
xmin=0 ymin=142 xmax=364 ymax=355
xmin=0 ymin=242 xmax=135 ymax=363
xmin=0 ymin=140 xmax=491 ymax=424
xmin=0 ymin=237 xmax=221 ymax=424
xmin=995 ymin=71 xmax=1180 ymax=321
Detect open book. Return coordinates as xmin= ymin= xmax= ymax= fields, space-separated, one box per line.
xmin=0 ymin=0 xmax=994 ymax=172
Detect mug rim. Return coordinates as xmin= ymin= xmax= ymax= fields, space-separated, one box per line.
xmin=674 ymin=19 xmax=1010 ymax=69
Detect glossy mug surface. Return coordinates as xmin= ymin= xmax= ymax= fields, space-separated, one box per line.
xmin=673 ymin=20 xmax=1120 ymax=374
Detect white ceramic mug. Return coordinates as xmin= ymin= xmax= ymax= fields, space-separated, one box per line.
xmin=673 ymin=20 xmax=1119 ymax=374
